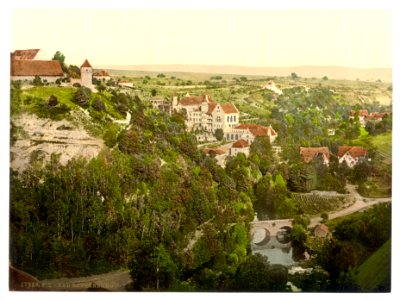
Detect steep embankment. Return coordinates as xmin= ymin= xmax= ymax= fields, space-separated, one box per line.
xmin=11 ymin=113 xmax=104 ymax=171
xmin=355 ymin=239 xmax=391 ymax=291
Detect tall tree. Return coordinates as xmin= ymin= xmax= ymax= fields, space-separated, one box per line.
xmin=52 ymin=51 xmax=68 ymax=72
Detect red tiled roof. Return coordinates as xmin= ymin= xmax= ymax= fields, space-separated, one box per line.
xmin=235 ymin=124 xmax=277 ymax=137
xmin=207 ymin=102 xmax=218 ymax=114
xmin=366 ymin=112 xmax=390 ymax=121
xmin=300 ymin=147 xmax=330 ymax=163
xmin=179 ymin=94 xmax=216 ymax=106
xmin=232 ymin=139 xmax=249 ymax=148
xmin=314 ymin=223 xmax=330 ymax=236
xmin=221 ymin=103 xmax=239 ymax=114
xmin=350 ymin=109 xmax=369 ymax=117
xmin=93 ymin=70 xmax=109 ymax=76
xmin=11 ymin=49 xmax=40 ymax=60
xmin=338 ymin=146 xmax=367 ymax=159
xmin=11 ymin=60 xmax=63 ymax=76
xmin=203 ymin=148 xmax=226 ymax=155
xmin=81 ymin=59 xmax=92 ymax=68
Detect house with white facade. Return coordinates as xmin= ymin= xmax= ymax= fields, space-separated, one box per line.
xmin=150 ymin=97 xmax=171 ymax=114
xmin=349 ymin=109 xmax=369 ymax=127
xmin=93 ymin=70 xmax=111 ymax=81
xmin=226 ymin=124 xmax=278 ymax=145
xmin=203 ymin=147 xmax=227 ymax=167
xmin=11 ymin=59 xmax=64 ymax=83
xmin=338 ymin=146 xmax=368 ymax=168
xmin=300 ymin=147 xmax=330 ymax=165
xmin=10 ymin=48 xmax=64 ymax=83
xmin=229 ymin=139 xmax=250 ymax=157
xmin=263 ymin=81 xmax=282 ymax=95
xmin=172 ymin=92 xmax=239 ymax=133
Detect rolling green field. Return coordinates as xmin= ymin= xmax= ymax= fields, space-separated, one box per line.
xmin=355 ymin=239 xmax=391 ymax=291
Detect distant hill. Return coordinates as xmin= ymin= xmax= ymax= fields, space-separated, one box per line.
xmin=97 ymin=64 xmax=392 ymax=82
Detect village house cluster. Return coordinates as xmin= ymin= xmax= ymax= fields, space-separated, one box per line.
xmin=10 ymin=49 xmax=115 ymax=91
xmin=10 ymin=49 xmax=372 ymax=170
xmin=166 ymin=92 xmax=279 ymax=166
xmin=299 ymin=145 xmax=369 ymax=168
xmin=349 ymin=109 xmax=391 ymax=127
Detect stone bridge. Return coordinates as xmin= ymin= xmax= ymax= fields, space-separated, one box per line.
xmin=250 ymin=219 xmax=293 ymax=245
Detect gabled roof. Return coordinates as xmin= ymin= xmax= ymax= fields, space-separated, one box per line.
xmin=11 ymin=60 xmax=63 ymax=76
xmin=207 ymin=102 xmax=218 ymax=114
xmin=234 ymin=124 xmax=277 ymax=137
xmin=81 ymin=59 xmax=92 ymax=68
xmin=203 ymin=148 xmax=226 ymax=155
xmin=179 ymin=94 xmax=216 ymax=106
xmin=232 ymin=139 xmax=249 ymax=148
xmin=338 ymin=146 xmax=368 ymax=159
xmin=350 ymin=109 xmax=369 ymax=117
xmin=300 ymin=147 xmax=330 ymax=163
xmin=266 ymin=125 xmax=277 ymax=136
xmin=93 ymin=70 xmax=109 ymax=76
xmin=221 ymin=103 xmax=239 ymax=114
xmin=366 ymin=112 xmax=390 ymax=121
xmin=11 ymin=49 xmax=40 ymax=60
xmin=314 ymin=223 xmax=330 ymax=235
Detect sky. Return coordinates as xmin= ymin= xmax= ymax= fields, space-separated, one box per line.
xmin=10 ymin=8 xmax=393 ymax=68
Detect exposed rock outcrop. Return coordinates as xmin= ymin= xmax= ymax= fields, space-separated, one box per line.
xmin=11 ymin=113 xmax=104 ymax=171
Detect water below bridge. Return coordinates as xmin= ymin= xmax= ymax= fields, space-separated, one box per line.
xmin=250 ymin=219 xmax=305 ymax=266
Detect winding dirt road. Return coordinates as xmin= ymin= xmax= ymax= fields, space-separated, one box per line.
xmin=309 ymin=184 xmax=391 ymax=228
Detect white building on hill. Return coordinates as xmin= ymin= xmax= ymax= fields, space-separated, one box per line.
xmin=172 ymin=92 xmax=239 ymax=133
xmin=10 ymin=49 xmax=63 ymax=83
xmin=226 ymin=124 xmax=278 ymax=145
xmin=80 ymin=59 xmax=94 ymax=89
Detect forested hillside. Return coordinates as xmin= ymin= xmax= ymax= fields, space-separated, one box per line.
xmin=9 ymin=71 xmax=392 ymax=291
xmin=10 ymin=82 xmax=256 ymax=290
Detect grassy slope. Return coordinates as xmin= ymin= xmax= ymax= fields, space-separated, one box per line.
xmin=20 ymin=86 xmax=77 ymax=108
xmin=355 ymin=239 xmax=391 ymax=291
xmin=354 ymin=132 xmax=392 ymax=163
xmin=370 ymin=132 xmax=392 ymax=159
xmin=19 ymin=86 xmax=124 ymax=120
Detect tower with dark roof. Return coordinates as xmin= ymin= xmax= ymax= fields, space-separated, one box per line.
xmin=80 ymin=59 xmax=93 ymax=88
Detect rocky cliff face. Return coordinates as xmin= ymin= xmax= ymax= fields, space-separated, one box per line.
xmin=11 ymin=113 xmax=104 ymax=172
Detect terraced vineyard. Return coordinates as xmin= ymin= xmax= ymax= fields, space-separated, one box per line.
xmin=291 ymin=192 xmax=351 ymax=216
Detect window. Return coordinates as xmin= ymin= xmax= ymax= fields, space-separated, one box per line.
xmin=226 ymin=134 xmax=229 ymax=139
xmin=235 ymin=134 xmax=238 ymax=140
xmin=233 ymin=116 xmax=236 ymax=122
xmin=227 ymin=116 xmax=229 ymax=122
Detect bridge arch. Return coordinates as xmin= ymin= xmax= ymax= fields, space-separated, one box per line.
xmin=251 ymin=228 xmax=271 ymax=246
xmin=276 ymin=226 xmax=292 ymax=244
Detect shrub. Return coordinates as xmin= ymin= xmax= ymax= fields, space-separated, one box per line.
xmin=48 ymin=95 xmax=58 ymax=107
xmin=73 ymin=86 xmax=91 ymax=108
xmin=117 ymin=103 xmax=129 ymax=114
xmin=92 ymin=98 xmax=106 ymax=112
xmin=73 ymin=82 xmax=81 ymax=88
xmin=103 ymin=124 xmax=120 ymax=148
xmin=32 ymin=76 xmax=43 ymax=86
